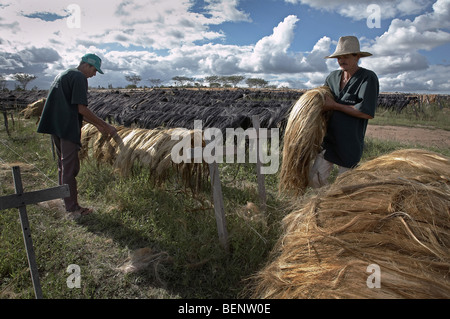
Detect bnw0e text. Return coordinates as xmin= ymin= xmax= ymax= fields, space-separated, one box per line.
xmin=178 ymin=302 xmax=271 ymax=316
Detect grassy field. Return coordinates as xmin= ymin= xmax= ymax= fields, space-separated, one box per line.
xmin=370 ymin=102 xmax=450 ymax=131
xmin=0 ymin=102 xmax=449 ymax=299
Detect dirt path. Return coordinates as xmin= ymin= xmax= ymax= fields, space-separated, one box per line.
xmin=366 ymin=125 xmax=450 ymax=149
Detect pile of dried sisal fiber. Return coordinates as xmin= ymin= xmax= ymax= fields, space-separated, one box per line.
xmin=249 ymin=149 xmax=450 ymax=299
xmin=279 ymin=86 xmax=333 ymax=197
xmin=80 ymin=123 xmax=208 ymax=188
xmin=20 ymin=98 xmax=46 ymax=119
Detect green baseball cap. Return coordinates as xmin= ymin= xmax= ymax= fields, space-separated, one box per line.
xmin=81 ymin=53 xmax=104 ymax=74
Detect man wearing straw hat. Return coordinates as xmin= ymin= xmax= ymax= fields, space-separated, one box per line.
xmin=37 ymin=53 xmax=117 ymax=218
xmin=309 ymin=36 xmax=379 ymax=188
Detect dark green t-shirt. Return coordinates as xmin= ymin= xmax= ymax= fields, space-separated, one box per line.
xmin=323 ymin=67 xmax=379 ymax=168
xmin=37 ymin=68 xmax=88 ymax=145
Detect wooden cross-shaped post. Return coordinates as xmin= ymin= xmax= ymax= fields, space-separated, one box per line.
xmin=0 ymin=166 xmax=70 ymax=299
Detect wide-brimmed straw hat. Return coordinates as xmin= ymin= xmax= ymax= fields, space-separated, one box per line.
xmin=325 ymin=36 xmax=372 ymax=58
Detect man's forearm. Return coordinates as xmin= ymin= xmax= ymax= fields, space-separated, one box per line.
xmin=333 ymin=102 xmax=373 ymax=119
xmin=78 ymin=104 xmax=106 ymax=127
xmin=324 ymin=97 xmax=373 ymax=119
xmin=78 ymin=104 xmax=117 ymax=136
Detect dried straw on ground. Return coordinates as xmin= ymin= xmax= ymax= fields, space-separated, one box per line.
xmin=80 ymin=123 xmax=208 ymax=188
xmin=279 ymin=86 xmax=333 ymax=196
xmin=20 ymin=98 xmax=46 ymax=119
xmin=117 ymin=247 xmax=172 ymax=274
xmin=249 ymin=149 xmax=450 ymax=299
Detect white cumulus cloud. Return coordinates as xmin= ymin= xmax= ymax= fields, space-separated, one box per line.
xmin=0 ymin=0 xmax=448 ymax=92
xmin=285 ymin=0 xmax=434 ymax=20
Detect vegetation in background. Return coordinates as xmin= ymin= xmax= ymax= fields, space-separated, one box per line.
xmin=0 ymin=100 xmax=448 ymax=299
xmin=372 ymin=103 xmax=450 ymax=131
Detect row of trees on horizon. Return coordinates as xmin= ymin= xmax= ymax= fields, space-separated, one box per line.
xmin=1 ymin=73 xmax=280 ymax=91
xmin=125 ymin=75 xmax=275 ymax=89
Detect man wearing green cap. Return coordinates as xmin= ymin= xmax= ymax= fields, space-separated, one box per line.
xmin=38 ymin=53 xmax=117 ymax=218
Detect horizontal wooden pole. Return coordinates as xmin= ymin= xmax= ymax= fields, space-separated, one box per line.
xmin=0 ymin=184 xmax=70 ymax=211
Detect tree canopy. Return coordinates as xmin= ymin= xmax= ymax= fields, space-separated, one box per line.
xmin=13 ymin=73 xmax=37 ymax=90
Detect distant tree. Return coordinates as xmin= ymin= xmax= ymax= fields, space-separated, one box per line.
xmin=125 ymin=74 xmax=142 ymax=87
xmin=226 ymin=76 xmax=245 ymax=87
xmin=209 ymin=82 xmax=221 ymax=88
xmin=0 ymin=75 xmax=7 ymax=90
xmin=148 ymin=78 xmax=162 ymax=87
xmin=217 ymin=76 xmax=230 ymax=87
xmin=194 ymin=78 xmax=206 ymax=87
xmin=13 ymin=73 xmax=37 ymax=90
xmin=172 ymin=76 xmax=194 ymax=87
xmin=189 ymin=75 xmax=246 ymax=88
xmin=246 ymin=78 xmax=269 ymax=88
xmin=205 ymin=75 xmax=220 ymax=87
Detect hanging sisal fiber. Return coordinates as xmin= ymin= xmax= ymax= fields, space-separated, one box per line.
xmin=279 ymin=86 xmax=333 ymax=197
xmin=249 ymin=149 xmax=450 ymax=299
xmin=80 ymin=123 xmax=208 ymax=188
xmin=20 ymin=98 xmax=46 ymax=119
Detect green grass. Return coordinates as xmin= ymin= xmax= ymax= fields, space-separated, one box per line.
xmin=371 ymin=102 xmax=450 ymax=131
xmin=0 ymin=105 xmax=449 ymax=299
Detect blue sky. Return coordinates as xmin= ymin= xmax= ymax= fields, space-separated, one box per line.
xmin=1 ymin=0 xmax=449 ymax=93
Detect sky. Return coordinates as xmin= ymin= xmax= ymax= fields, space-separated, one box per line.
xmin=1 ymin=0 xmax=449 ymax=93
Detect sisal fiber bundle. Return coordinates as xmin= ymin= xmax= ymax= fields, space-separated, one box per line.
xmin=20 ymin=98 xmax=46 ymax=119
xmin=279 ymin=86 xmax=333 ymax=196
xmin=80 ymin=124 xmax=208 ymax=188
xmin=249 ymin=149 xmax=450 ymax=299
xmin=342 ymin=148 xmax=450 ymax=185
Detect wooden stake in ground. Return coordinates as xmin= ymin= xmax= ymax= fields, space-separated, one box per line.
xmin=252 ymin=115 xmax=266 ymax=212
xmin=0 ymin=166 xmax=70 ymax=299
xmin=208 ymin=160 xmax=229 ymax=252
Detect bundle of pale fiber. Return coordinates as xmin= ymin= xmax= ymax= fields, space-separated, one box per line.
xmin=20 ymin=98 xmax=46 ymax=119
xmin=279 ymin=86 xmax=333 ymax=197
xmin=250 ymin=149 xmax=450 ymax=299
xmin=80 ymin=123 xmax=208 ymax=188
